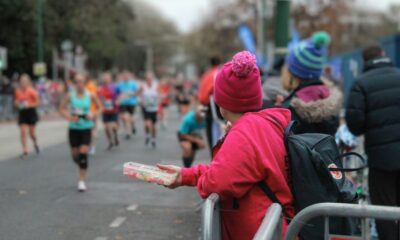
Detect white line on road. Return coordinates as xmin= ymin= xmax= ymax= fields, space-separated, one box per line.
xmin=95 ymin=237 xmax=108 ymax=240
xmin=109 ymin=216 xmax=126 ymax=228
xmin=127 ymin=204 xmax=138 ymax=211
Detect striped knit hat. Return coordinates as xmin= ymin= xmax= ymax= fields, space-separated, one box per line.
xmin=286 ymin=31 xmax=331 ymax=80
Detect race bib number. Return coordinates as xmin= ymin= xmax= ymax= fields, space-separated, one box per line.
xmin=19 ymin=101 xmax=28 ymax=109
xmin=144 ymin=96 xmax=157 ymax=109
xmin=71 ymin=107 xmax=84 ymax=116
xmin=104 ymin=100 xmax=113 ymax=110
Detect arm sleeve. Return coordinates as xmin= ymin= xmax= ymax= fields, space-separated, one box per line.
xmin=181 ymin=130 xmax=265 ymax=200
xmin=345 ymin=81 xmax=366 ymax=136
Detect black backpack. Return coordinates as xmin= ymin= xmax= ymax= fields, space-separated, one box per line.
xmin=258 ymin=116 xmax=366 ymax=240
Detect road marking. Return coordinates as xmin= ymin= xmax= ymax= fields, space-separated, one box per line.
xmin=95 ymin=237 xmax=108 ymax=240
xmin=109 ymin=217 xmax=126 ymax=228
xmin=127 ymin=204 xmax=138 ymax=211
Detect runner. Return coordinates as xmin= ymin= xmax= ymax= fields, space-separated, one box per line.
xmin=86 ymin=76 xmax=99 ymax=155
xmin=98 ymin=72 xmax=119 ymax=150
xmin=177 ymin=106 xmax=206 ymax=167
xmin=158 ymin=77 xmax=171 ymax=129
xmin=116 ymin=71 xmax=140 ymax=140
xmin=174 ymin=80 xmax=191 ymax=117
xmin=14 ymin=74 xmax=40 ymax=158
xmin=142 ymin=72 xmax=159 ymax=148
xmin=59 ymin=73 xmax=102 ymax=192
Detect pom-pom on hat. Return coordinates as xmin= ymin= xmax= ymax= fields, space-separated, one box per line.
xmin=286 ymin=31 xmax=331 ymax=80
xmin=214 ymin=51 xmax=263 ymax=113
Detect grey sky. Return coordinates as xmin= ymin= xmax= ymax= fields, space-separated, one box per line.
xmin=144 ymin=0 xmax=210 ymax=33
xmin=144 ymin=0 xmax=400 ymax=33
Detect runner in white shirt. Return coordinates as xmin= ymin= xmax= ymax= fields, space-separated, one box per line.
xmin=142 ymin=72 xmax=159 ymax=148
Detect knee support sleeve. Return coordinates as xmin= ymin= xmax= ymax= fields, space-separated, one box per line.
xmin=78 ymin=153 xmax=88 ymax=170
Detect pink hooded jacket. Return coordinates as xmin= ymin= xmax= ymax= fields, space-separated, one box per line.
xmin=181 ymin=108 xmax=294 ymax=240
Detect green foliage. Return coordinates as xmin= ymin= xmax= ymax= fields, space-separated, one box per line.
xmin=0 ymin=0 xmax=36 ymax=75
xmin=0 ymin=0 xmax=179 ymax=76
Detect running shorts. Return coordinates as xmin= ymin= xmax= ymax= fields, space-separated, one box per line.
xmin=119 ymin=105 xmax=135 ymax=115
xmin=69 ymin=129 xmax=92 ymax=148
xmin=143 ymin=110 xmax=157 ymax=123
xmin=18 ymin=108 xmax=39 ymax=126
xmin=177 ymin=132 xmax=202 ymax=151
xmin=102 ymin=113 xmax=118 ymax=123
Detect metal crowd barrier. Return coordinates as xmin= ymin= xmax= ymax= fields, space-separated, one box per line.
xmin=253 ymin=203 xmax=283 ymax=240
xmin=202 ymin=193 xmax=221 ymax=240
xmin=0 ymin=95 xmax=15 ymax=121
xmin=202 ymin=195 xmax=283 ymax=240
xmin=284 ymin=203 xmax=400 ymax=240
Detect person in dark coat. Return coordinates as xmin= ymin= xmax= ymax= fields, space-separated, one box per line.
xmin=346 ymin=45 xmax=400 ymax=240
xmin=282 ymin=31 xmax=342 ymax=135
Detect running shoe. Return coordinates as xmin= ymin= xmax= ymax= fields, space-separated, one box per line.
xmin=151 ymin=140 xmax=157 ymax=149
xmin=132 ymin=126 xmax=136 ymax=134
xmin=89 ymin=146 xmax=96 ymax=155
xmin=125 ymin=134 xmax=131 ymax=140
xmin=78 ymin=181 xmax=87 ymax=192
xmin=107 ymin=143 xmax=114 ymax=150
xmin=145 ymin=137 xmax=151 ymax=148
xmin=34 ymin=144 xmax=40 ymax=154
xmin=20 ymin=153 xmax=28 ymax=159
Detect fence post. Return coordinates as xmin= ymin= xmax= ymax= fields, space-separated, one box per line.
xmin=253 ymin=203 xmax=283 ymax=240
xmin=202 ymin=193 xmax=221 ymax=240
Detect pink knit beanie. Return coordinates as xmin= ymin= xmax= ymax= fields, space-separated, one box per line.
xmin=214 ymin=51 xmax=262 ymax=113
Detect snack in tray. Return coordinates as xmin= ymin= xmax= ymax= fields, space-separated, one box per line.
xmin=123 ymin=162 xmax=177 ymax=186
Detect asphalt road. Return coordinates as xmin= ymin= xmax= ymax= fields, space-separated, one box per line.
xmin=0 ymin=110 xmax=208 ymax=240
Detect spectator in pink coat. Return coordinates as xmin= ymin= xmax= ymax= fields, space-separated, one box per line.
xmin=158 ymin=51 xmax=294 ymax=240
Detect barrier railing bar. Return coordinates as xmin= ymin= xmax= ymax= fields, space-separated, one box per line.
xmin=324 ymin=216 xmax=329 ymax=240
xmin=284 ymin=203 xmax=400 ymax=240
xmin=202 ymin=193 xmax=221 ymax=240
xmin=253 ymin=203 xmax=282 ymax=240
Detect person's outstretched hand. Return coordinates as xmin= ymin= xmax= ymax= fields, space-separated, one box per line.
xmin=157 ymin=164 xmax=182 ymax=189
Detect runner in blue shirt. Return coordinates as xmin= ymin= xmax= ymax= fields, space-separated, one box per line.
xmin=116 ymin=71 xmax=141 ymax=140
xmin=177 ymin=106 xmax=206 ymax=167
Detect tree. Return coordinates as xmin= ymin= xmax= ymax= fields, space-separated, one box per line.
xmin=0 ymin=0 xmax=37 ymax=75
xmin=0 ymin=0 xmax=179 ymax=77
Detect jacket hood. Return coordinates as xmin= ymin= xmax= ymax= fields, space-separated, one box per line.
xmin=255 ymin=108 xmax=292 ymax=128
xmin=290 ymin=87 xmax=342 ymax=123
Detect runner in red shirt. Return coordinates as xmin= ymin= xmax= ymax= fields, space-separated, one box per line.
xmin=98 ymin=72 xmax=119 ymax=149
xmin=158 ymin=77 xmax=171 ymax=129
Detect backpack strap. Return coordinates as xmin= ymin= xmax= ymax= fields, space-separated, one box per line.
xmin=258 ymin=181 xmax=290 ymax=222
xmin=256 ymin=113 xmax=296 ymax=148
xmin=253 ymin=113 xmax=295 ymax=220
xmin=258 ymin=181 xmax=283 ymax=205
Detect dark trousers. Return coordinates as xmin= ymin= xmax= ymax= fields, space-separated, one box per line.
xmin=205 ymin=107 xmax=213 ymax=156
xmin=369 ymin=168 xmax=400 ymax=240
